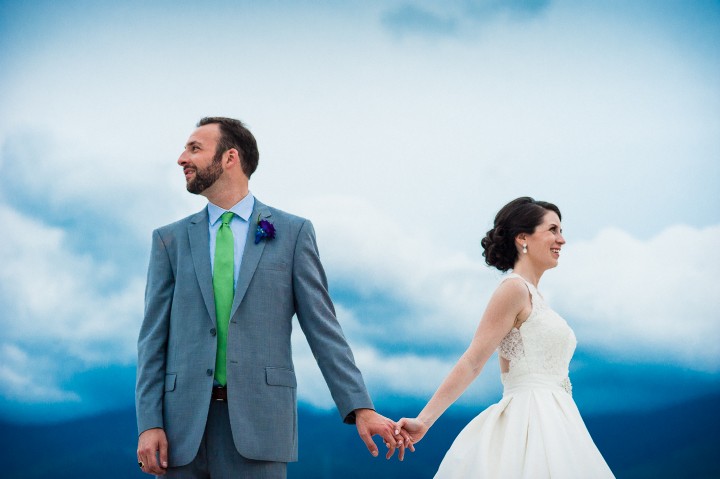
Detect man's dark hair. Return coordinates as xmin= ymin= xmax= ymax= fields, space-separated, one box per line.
xmin=197 ymin=117 xmax=259 ymax=178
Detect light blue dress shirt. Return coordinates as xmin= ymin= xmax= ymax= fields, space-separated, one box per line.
xmin=207 ymin=192 xmax=255 ymax=289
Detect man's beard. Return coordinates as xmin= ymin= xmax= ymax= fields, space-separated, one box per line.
xmin=186 ymin=151 xmax=223 ymax=194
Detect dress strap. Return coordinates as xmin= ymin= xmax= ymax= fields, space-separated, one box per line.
xmin=501 ymin=273 xmax=539 ymax=299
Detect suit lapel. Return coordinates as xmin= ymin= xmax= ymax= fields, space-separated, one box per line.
xmin=231 ymin=199 xmax=272 ymax=318
xmin=188 ymin=208 xmax=217 ymax=326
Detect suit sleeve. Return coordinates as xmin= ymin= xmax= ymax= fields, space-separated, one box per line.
xmin=135 ymin=229 xmax=174 ymax=435
xmin=292 ymin=220 xmax=374 ymax=423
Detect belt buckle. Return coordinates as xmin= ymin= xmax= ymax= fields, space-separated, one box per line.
xmin=213 ymin=386 xmax=227 ymax=402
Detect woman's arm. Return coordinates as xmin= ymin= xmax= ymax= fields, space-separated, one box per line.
xmin=398 ymin=278 xmax=529 ymax=443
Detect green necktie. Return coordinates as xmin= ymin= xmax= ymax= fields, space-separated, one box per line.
xmin=213 ymin=211 xmax=235 ymax=386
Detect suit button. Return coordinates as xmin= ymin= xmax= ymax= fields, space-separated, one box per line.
xmin=210 ymin=328 xmax=216 ymax=336
xmin=206 ymin=369 xmax=213 ymax=376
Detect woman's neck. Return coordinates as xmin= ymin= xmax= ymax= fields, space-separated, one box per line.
xmin=511 ymin=263 xmax=543 ymax=287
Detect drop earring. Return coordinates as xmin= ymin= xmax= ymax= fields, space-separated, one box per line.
xmin=522 ymin=244 xmax=528 ymax=254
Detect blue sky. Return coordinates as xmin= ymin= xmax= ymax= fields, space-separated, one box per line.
xmin=0 ymin=0 xmax=718 ymax=423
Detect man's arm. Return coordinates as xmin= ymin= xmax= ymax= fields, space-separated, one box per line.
xmin=136 ymin=229 xmax=174 ymax=474
xmin=291 ymin=220 xmax=407 ymax=459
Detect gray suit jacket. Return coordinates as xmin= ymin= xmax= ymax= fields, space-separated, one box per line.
xmin=136 ymin=199 xmax=373 ymax=465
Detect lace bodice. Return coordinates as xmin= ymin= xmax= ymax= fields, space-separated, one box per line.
xmin=498 ymin=273 xmax=577 ymax=394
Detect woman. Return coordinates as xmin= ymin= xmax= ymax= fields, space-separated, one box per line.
xmin=398 ymin=197 xmax=614 ymax=478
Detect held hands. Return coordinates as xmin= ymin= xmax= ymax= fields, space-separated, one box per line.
xmin=138 ymin=412 xmax=424 ymax=470
xmin=396 ymin=417 xmax=431 ymax=445
xmin=354 ymin=409 xmax=415 ymax=461
xmin=137 ymin=428 xmax=168 ymax=475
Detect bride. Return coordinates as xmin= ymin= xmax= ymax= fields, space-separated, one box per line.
xmin=398 ymin=197 xmax=614 ymax=478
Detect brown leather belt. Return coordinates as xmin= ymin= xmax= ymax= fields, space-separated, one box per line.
xmin=211 ymin=386 xmax=227 ymax=401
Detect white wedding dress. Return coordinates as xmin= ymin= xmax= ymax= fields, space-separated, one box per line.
xmin=435 ymin=274 xmax=615 ymax=478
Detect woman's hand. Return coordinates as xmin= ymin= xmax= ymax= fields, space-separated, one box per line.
xmin=397 ymin=417 xmax=431 ymax=445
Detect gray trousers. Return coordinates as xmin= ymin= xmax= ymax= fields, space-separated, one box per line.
xmin=162 ymin=401 xmax=287 ymax=479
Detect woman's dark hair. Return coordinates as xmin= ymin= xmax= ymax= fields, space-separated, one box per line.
xmin=481 ymin=197 xmax=561 ymax=272
xmin=197 ymin=117 xmax=259 ymax=178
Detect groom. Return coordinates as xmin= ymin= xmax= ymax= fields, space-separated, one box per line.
xmin=136 ymin=117 xmax=408 ymax=477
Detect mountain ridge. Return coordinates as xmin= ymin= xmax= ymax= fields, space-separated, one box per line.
xmin=1 ymin=392 xmax=717 ymax=478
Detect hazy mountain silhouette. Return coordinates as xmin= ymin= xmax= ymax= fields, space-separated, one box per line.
xmin=1 ymin=393 xmax=717 ymax=478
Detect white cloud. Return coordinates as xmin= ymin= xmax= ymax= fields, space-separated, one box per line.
xmin=293 ymin=196 xmax=496 ymax=343
xmin=544 ymin=224 xmax=720 ymax=370
xmin=351 ymin=345 xmax=502 ymax=408
xmin=0 ymin=344 xmax=80 ymax=403
xmin=2 ymin=0 xmax=718 ymax=250
xmin=0 ymin=0 xmax=718 ymax=417
xmin=293 ymin=196 xmax=720 ymax=376
xmin=0 ymin=204 xmax=144 ymax=370
xmin=1 ymin=190 xmax=717 ymax=414
xmin=0 ymin=129 xmax=195 ymax=244
xmin=291 ymin=304 xmax=501 ymax=411
xmin=287 ymin=196 xmax=720 ymax=412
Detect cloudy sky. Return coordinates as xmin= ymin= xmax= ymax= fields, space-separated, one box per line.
xmin=1 ymin=0 xmax=718 ymax=423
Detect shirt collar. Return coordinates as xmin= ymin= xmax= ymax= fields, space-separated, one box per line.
xmin=207 ymin=192 xmax=255 ymax=226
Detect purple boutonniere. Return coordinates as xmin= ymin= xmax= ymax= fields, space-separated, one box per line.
xmin=254 ymin=216 xmax=276 ymax=244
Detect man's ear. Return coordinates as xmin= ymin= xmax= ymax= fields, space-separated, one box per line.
xmin=225 ymin=148 xmax=239 ymax=166
xmin=225 ymin=148 xmax=249 ymax=180
xmin=224 ymin=148 xmax=246 ymax=175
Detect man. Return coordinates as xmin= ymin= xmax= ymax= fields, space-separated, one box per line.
xmin=136 ymin=117 xmax=410 ymax=477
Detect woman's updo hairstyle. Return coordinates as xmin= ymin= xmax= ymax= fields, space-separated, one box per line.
xmin=481 ymin=197 xmax=561 ymax=272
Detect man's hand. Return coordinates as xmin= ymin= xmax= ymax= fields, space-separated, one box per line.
xmin=354 ymin=409 xmax=415 ymax=461
xmin=137 ymin=428 xmax=169 ymax=475
xmin=396 ymin=417 xmax=430 ymax=445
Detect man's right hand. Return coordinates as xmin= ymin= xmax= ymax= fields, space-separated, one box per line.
xmin=137 ymin=428 xmax=169 ymax=475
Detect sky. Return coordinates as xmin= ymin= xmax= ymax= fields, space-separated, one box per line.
xmin=0 ymin=0 xmax=719 ymax=424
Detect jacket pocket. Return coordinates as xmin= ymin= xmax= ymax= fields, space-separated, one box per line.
xmin=259 ymin=261 xmax=288 ymax=272
xmin=265 ymin=367 xmax=296 ymax=388
xmin=164 ymin=373 xmax=177 ymax=392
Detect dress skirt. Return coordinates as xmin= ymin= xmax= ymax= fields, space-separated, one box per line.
xmin=434 ymin=374 xmax=615 ymax=479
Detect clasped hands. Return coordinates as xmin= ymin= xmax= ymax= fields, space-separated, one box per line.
xmin=354 ymin=409 xmax=430 ymax=461
xmin=138 ymin=410 xmax=429 ymax=475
